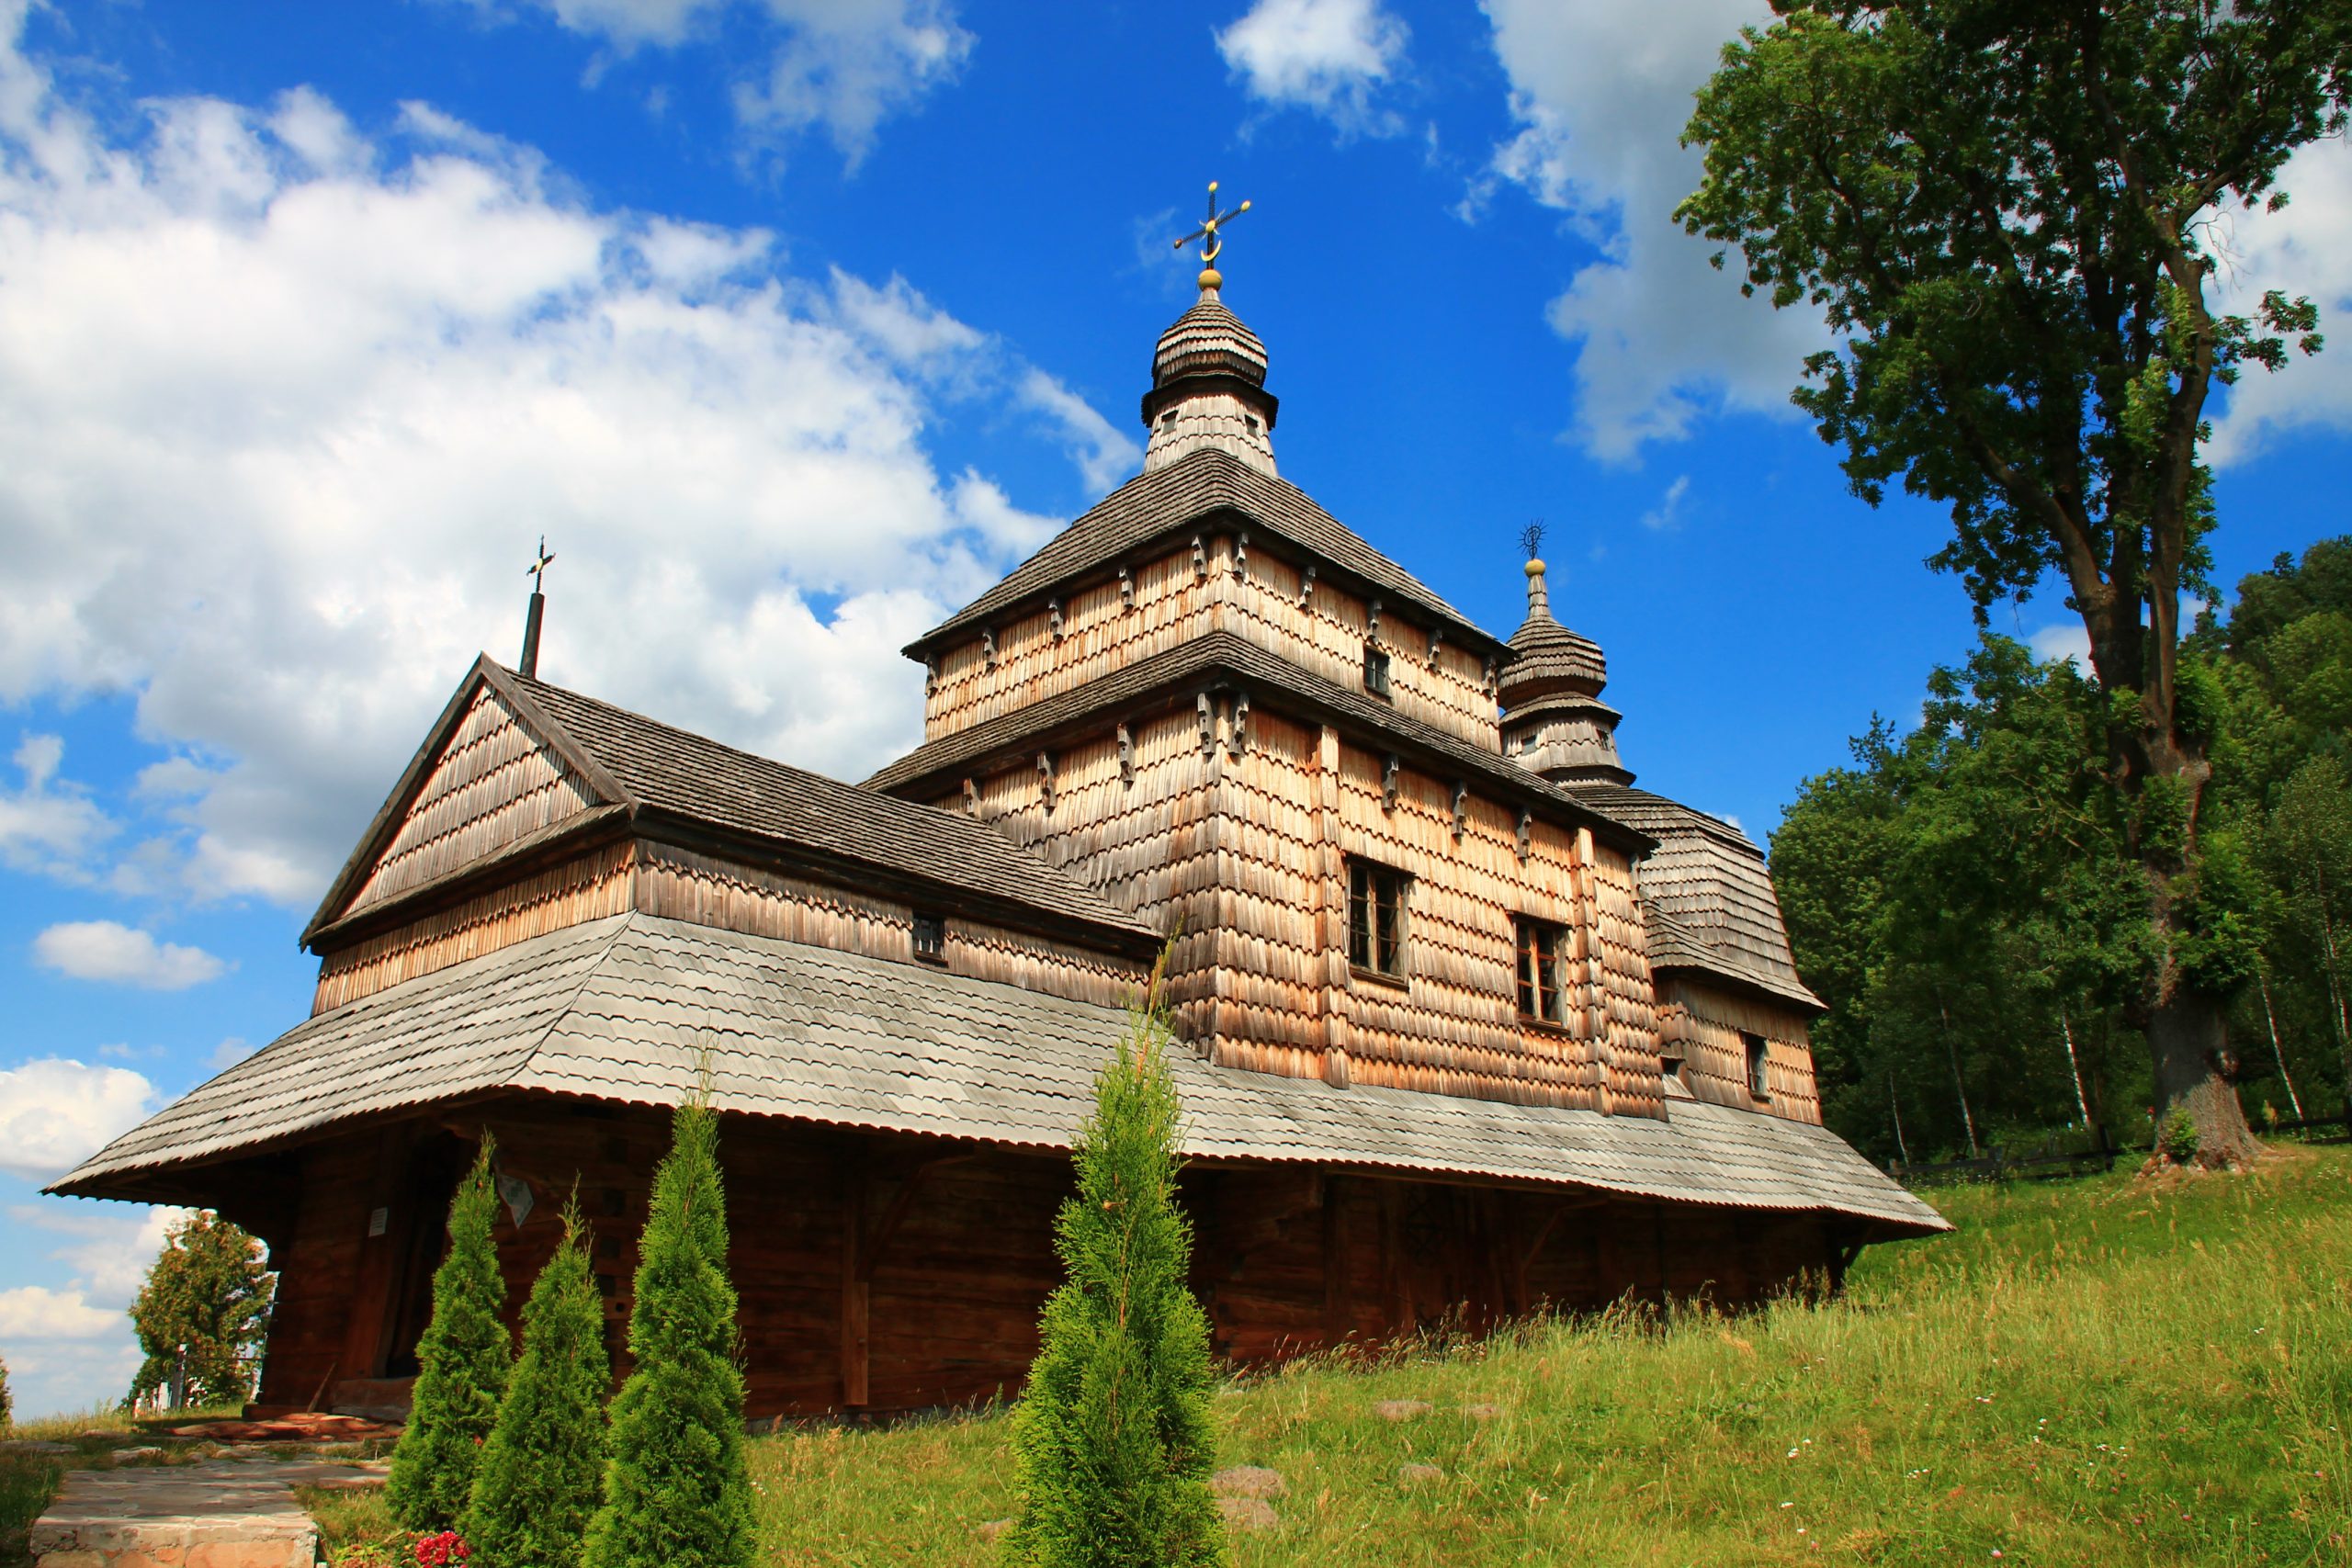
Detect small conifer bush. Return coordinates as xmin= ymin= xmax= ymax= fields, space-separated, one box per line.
xmin=581 ymin=1097 xmax=755 ymax=1568
xmin=1004 ymin=977 xmax=1227 ymax=1568
xmin=389 ymin=1137 xmax=514 ymax=1533
xmin=465 ymin=1197 xmax=609 ymax=1568
xmin=2161 ymin=1106 xmax=2201 ymax=1165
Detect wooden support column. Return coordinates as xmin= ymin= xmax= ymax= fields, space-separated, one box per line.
xmin=840 ymin=1142 xmax=869 ymax=1408
xmin=341 ymin=1122 xmax=421 ymax=1382
xmin=1314 ymin=725 xmax=1352 ymax=1089
xmin=1320 ymin=1172 xmax=1350 ymax=1347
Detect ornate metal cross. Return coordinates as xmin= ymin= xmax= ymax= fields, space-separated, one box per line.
xmin=526 ymin=536 xmax=556 ymax=592
xmin=1171 ymin=180 xmax=1252 ymax=275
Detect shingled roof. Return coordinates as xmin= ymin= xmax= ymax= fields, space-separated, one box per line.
xmin=863 ymin=630 xmax=1654 ymax=855
xmin=906 ymin=447 xmax=1511 ymax=661
xmin=1566 ymin=783 xmax=1822 ymax=1010
xmin=51 ymin=912 xmax=1944 ymax=1236
xmin=304 ymin=659 xmax=1155 ymax=954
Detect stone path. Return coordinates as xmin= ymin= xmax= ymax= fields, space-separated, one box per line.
xmin=30 ymin=1456 xmax=387 ymax=1568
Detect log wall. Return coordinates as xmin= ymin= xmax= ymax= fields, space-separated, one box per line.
xmin=247 ymin=1099 xmax=1843 ymax=1422
xmin=1655 ymin=977 xmax=1824 ymax=1124
xmin=920 ymin=534 xmax=1502 ymax=751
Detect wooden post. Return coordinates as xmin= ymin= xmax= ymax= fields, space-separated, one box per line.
xmin=1320 ymin=1172 xmax=1350 ymax=1348
xmin=342 ymin=1123 xmax=419 ymax=1382
xmin=840 ymin=1141 xmax=869 ymax=1408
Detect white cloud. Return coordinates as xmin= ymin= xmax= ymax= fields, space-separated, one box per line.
xmin=10 ymin=1203 xmax=188 ymax=1307
xmin=0 ymin=19 xmax=1126 ymax=907
xmin=1016 ymin=370 xmax=1143 ymax=494
xmin=2206 ymin=135 xmax=2352 ymax=466
xmin=32 ymin=921 xmax=229 ymax=989
xmin=1216 ymin=0 xmax=1408 ymax=135
xmin=1640 ymin=474 xmax=1691 ymax=532
xmin=2030 ymin=621 xmax=2092 ymax=671
xmin=1472 ymin=0 xmax=1827 ymax=461
xmin=0 ymin=733 xmax=114 ymax=881
xmin=208 ymin=1036 xmax=257 ymax=1072
xmin=470 ymin=0 xmax=972 ymax=164
xmin=0 ymin=1059 xmax=159 ymax=1180
xmin=0 ymin=1283 xmax=119 ymax=1339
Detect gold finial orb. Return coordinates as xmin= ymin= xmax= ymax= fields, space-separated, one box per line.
xmin=1199 ymin=267 xmax=1223 ymax=290
xmin=1524 ymin=558 xmax=1546 ymax=576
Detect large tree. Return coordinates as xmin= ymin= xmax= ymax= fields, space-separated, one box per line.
xmin=126 ymin=1211 xmax=275 ymax=1410
xmin=1679 ymin=0 xmax=2350 ymax=1164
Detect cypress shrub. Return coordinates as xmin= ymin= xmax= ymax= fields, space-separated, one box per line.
xmin=389 ymin=1137 xmax=514 ymax=1533
xmin=581 ymin=1099 xmax=754 ymax=1568
xmin=465 ymin=1198 xmax=609 ymax=1568
xmin=1003 ymin=987 xmax=1227 ymax=1568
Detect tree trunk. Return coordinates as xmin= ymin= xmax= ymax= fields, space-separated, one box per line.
xmin=2144 ymin=983 xmax=2260 ymax=1168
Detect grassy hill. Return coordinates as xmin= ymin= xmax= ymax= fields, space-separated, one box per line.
xmin=748 ymin=1145 xmax=2352 ymax=1566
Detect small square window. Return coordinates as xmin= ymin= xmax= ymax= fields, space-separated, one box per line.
xmin=1364 ymin=645 xmax=1392 ymax=699
xmin=1159 ymin=411 xmax=1177 ymax=430
xmin=1243 ymin=414 xmax=1260 ymax=434
xmin=912 ymin=912 xmax=947 ymax=963
xmin=1741 ymin=1031 xmax=1770 ymax=1098
xmin=1514 ymin=918 xmax=1566 ymax=1024
xmin=1346 ymin=859 xmax=1409 ymax=978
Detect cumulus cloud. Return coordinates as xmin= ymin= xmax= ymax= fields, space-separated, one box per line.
xmin=0 ymin=17 xmax=1127 ymax=907
xmin=467 ymin=0 xmax=972 ymax=164
xmin=32 ymin=921 xmax=229 ymax=989
xmin=2205 ymin=135 xmax=2352 ymax=467
xmin=10 ymin=1203 xmax=188 ymax=1307
xmin=1640 ymin=474 xmax=1691 ymax=532
xmin=1216 ymin=0 xmax=1409 ymax=135
xmin=2030 ymin=622 xmax=2093 ymax=671
xmin=0 ymin=1284 xmax=119 ymax=1339
xmin=0 ymin=1059 xmax=159 ymax=1179
xmin=0 ymin=734 xmax=114 ymax=881
xmin=1470 ymin=0 xmax=1834 ymax=461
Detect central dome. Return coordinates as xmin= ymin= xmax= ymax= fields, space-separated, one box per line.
xmin=1140 ymin=283 xmax=1280 ymax=476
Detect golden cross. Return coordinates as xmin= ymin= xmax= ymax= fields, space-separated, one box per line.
xmin=1171 ymin=180 xmax=1251 ymax=287
xmin=526 ymin=536 xmax=556 ymax=592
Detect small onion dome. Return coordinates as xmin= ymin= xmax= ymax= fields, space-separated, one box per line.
xmin=1499 ymin=558 xmax=1607 ymax=709
xmin=1151 ymin=290 xmax=1269 ymax=390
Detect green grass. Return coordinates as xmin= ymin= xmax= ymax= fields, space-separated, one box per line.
xmin=743 ymin=1145 xmax=2352 ymax=1567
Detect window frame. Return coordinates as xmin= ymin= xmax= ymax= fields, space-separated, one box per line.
xmin=1741 ymin=1031 xmax=1770 ymax=1099
xmin=1363 ymin=644 xmax=1392 ymax=700
xmin=1346 ymin=858 xmax=1410 ymax=982
xmin=1513 ymin=916 xmax=1569 ymax=1027
xmin=912 ymin=911 xmax=948 ymax=964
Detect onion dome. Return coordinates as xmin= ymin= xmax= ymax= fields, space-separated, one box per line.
xmin=1141 ymin=282 xmax=1279 ymax=476
xmin=1500 ymin=558 xmax=1634 ymax=787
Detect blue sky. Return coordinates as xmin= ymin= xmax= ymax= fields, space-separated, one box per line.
xmin=1 ymin=0 xmax=2346 ymax=1419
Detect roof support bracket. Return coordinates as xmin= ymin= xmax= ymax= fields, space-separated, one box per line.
xmin=1383 ymin=753 xmax=1400 ymax=812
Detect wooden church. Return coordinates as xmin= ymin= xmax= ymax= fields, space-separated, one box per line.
xmin=54 ymin=247 xmax=1944 ymax=1421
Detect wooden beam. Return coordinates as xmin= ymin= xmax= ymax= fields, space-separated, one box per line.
xmin=1320 ymin=1173 xmax=1350 ymax=1348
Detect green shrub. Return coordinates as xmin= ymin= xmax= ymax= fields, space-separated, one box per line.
xmin=1003 ymin=987 xmax=1227 ymax=1568
xmin=581 ymin=1099 xmax=754 ymax=1568
xmin=2161 ymin=1106 xmax=2201 ymax=1164
xmin=388 ymin=1137 xmax=513 ymax=1533
xmin=466 ymin=1199 xmax=609 ymax=1568
xmin=1 ymin=1348 xmax=12 ymax=1429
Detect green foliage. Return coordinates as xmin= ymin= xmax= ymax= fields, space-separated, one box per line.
xmin=2159 ymin=1106 xmax=2200 ymax=1164
xmin=389 ymin=1138 xmax=513 ymax=1534
xmin=1004 ymin=990 xmax=1227 ymax=1568
xmin=465 ymin=1200 xmax=609 ymax=1568
xmin=124 ymin=1211 xmax=276 ymax=1410
xmin=0 ymin=1349 xmax=11 ymax=1429
xmin=581 ymin=1100 xmax=754 ymax=1568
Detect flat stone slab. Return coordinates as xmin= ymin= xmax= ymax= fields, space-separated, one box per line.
xmin=30 ymin=1457 xmax=387 ymax=1568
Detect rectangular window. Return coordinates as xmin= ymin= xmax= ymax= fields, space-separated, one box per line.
xmin=1347 ymin=859 xmax=1408 ymax=978
xmin=1514 ymin=918 xmax=1566 ymax=1024
xmin=912 ymin=912 xmax=947 ymax=963
xmin=1363 ymin=645 xmax=1392 ymax=699
xmin=1742 ymin=1032 xmax=1770 ymax=1098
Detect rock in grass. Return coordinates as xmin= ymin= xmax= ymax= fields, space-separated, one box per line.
xmin=1463 ymin=1403 xmax=1503 ymax=1421
xmin=1375 ymin=1399 xmax=1433 ymax=1422
xmin=975 ymin=1518 xmax=1013 ymax=1543
xmin=1216 ymin=1496 xmax=1280 ymax=1531
xmin=1396 ymin=1463 xmax=1444 ymax=1484
xmin=1210 ymin=1465 xmax=1287 ymax=1498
